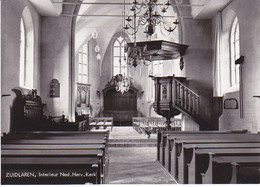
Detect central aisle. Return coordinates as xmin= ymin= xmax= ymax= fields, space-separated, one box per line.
xmin=106 ymin=127 xmax=176 ymax=184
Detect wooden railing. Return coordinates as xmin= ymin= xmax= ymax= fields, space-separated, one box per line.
xmin=88 ymin=117 xmax=113 ymax=131
xmin=174 ymin=79 xmax=200 ymax=117
xmin=132 ymin=117 xmax=182 ymax=138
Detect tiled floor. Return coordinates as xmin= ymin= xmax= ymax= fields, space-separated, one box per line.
xmin=106 ymin=127 xmax=176 ymax=184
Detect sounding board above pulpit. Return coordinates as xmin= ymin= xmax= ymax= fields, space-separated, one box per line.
xmin=102 ymin=76 xmax=138 ymax=126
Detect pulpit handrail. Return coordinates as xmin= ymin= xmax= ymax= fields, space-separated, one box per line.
xmin=173 ymin=78 xmax=200 ymax=116
xmin=174 ymin=79 xmax=200 ymax=98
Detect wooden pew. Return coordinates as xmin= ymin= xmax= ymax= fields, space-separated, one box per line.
xmin=201 ymin=156 xmax=260 ymax=184
xmin=188 ymin=147 xmax=260 ymax=184
xmin=2 ymin=132 xmax=109 ymax=157
xmin=1 ymin=131 xmax=110 ymax=184
xmin=163 ymin=132 xmax=255 ymax=170
xmin=2 ymin=139 xmax=107 ymax=144
xmin=1 ymin=149 xmax=106 ymax=182
xmin=3 ymin=133 xmax=108 ymax=140
xmin=157 ymin=130 xmax=247 ymax=164
xmin=3 ymin=130 xmax=110 ymax=138
xmin=178 ymin=142 xmax=260 ymax=184
xmin=2 ymin=144 xmax=105 ymax=150
xmin=167 ymin=134 xmax=260 ymax=180
xmin=2 ymin=157 xmax=102 ymax=184
xmin=16 ymin=130 xmax=109 ymax=134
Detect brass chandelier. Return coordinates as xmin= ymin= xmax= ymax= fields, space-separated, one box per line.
xmin=124 ymin=0 xmax=179 ymax=38
xmin=123 ymin=0 xmax=180 ymax=68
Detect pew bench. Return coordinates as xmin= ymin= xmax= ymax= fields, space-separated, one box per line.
xmin=157 ymin=130 xmax=247 ymax=163
xmin=3 ymin=133 xmax=109 ymax=140
xmin=1 ymin=131 xmax=110 ymax=184
xmin=16 ymin=130 xmax=109 ymax=134
xmin=188 ymin=147 xmax=260 ymax=184
xmin=162 ymin=132 xmax=257 ymax=171
xmin=1 ymin=157 xmax=102 ymax=184
xmin=89 ymin=117 xmax=113 ymax=131
xmin=166 ymin=134 xmax=260 ymax=181
xmin=1 ymin=149 xmax=106 ymax=183
xmin=156 ymin=130 xmax=260 ymax=184
xmin=201 ymin=156 xmax=260 ymax=184
xmin=2 ymin=139 xmax=107 ymax=144
xmin=1 ymin=144 xmax=105 ymax=150
xmin=179 ymin=142 xmax=260 ymax=184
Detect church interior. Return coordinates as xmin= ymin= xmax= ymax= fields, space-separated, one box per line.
xmin=1 ymin=0 xmax=260 ymax=185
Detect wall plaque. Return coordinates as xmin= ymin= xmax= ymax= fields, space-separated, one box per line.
xmin=224 ymin=98 xmax=238 ymax=109
xmin=50 ymin=79 xmax=60 ymax=98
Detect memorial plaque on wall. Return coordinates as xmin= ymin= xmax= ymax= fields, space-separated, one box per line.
xmin=224 ymin=98 xmax=238 ymax=109
xmin=50 ymin=79 xmax=60 ymax=97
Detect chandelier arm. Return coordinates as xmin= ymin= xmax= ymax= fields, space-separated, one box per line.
xmin=132 ymin=0 xmax=146 ymax=10
xmin=126 ymin=22 xmax=136 ymax=30
xmin=162 ymin=21 xmax=178 ymax=32
xmin=159 ymin=27 xmax=171 ymax=37
xmin=126 ymin=18 xmax=142 ymax=30
xmin=124 ymin=26 xmax=139 ymax=35
xmin=157 ymin=0 xmax=165 ymax=12
xmin=134 ymin=6 xmax=143 ymax=14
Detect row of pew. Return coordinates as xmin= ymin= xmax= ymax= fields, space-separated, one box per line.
xmin=157 ymin=130 xmax=260 ymax=184
xmin=1 ymin=130 xmax=110 ymax=184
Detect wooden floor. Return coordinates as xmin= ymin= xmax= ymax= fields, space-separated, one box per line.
xmin=107 ymin=127 xmax=176 ymax=184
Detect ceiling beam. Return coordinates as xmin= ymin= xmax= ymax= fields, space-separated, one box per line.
xmin=61 ymin=13 xmax=193 ymax=19
xmin=53 ymin=1 xmax=204 ymax=7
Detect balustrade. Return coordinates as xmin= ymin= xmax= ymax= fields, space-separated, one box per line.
xmin=173 ymin=79 xmax=200 ymax=116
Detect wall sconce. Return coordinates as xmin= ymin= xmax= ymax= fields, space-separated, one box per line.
xmin=92 ymin=31 xmax=98 ymax=39
xmin=235 ymin=55 xmax=244 ymax=65
xmin=97 ymin=53 xmax=101 ymax=61
xmin=95 ymin=45 xmax=100 ymax=53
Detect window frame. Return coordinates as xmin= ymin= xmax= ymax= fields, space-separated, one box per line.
xmin=230 ymin=17 xmax=240 ymax=89
xmin=19 ymin=12 xmax=34 ymax=89
xmin=19 ymin=17 xmax=26 ymax=87
xmin=113 ymin=36 xmax=128 ymax=76
xmin=78 ymin=42 xmax=89 ymax=84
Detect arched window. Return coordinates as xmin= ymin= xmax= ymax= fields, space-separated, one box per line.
xmin=113 ymin=36 xmax=127 ymax=76
xmin=230 ymin=17 xmax=240 ymax=87
xmin=19 ymin=18 xmax=26 ymax=87
xmin=78 ymin=42 xmax=89 ymax=84
xmin=19 ymin=7 xmax=34 ymax=89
